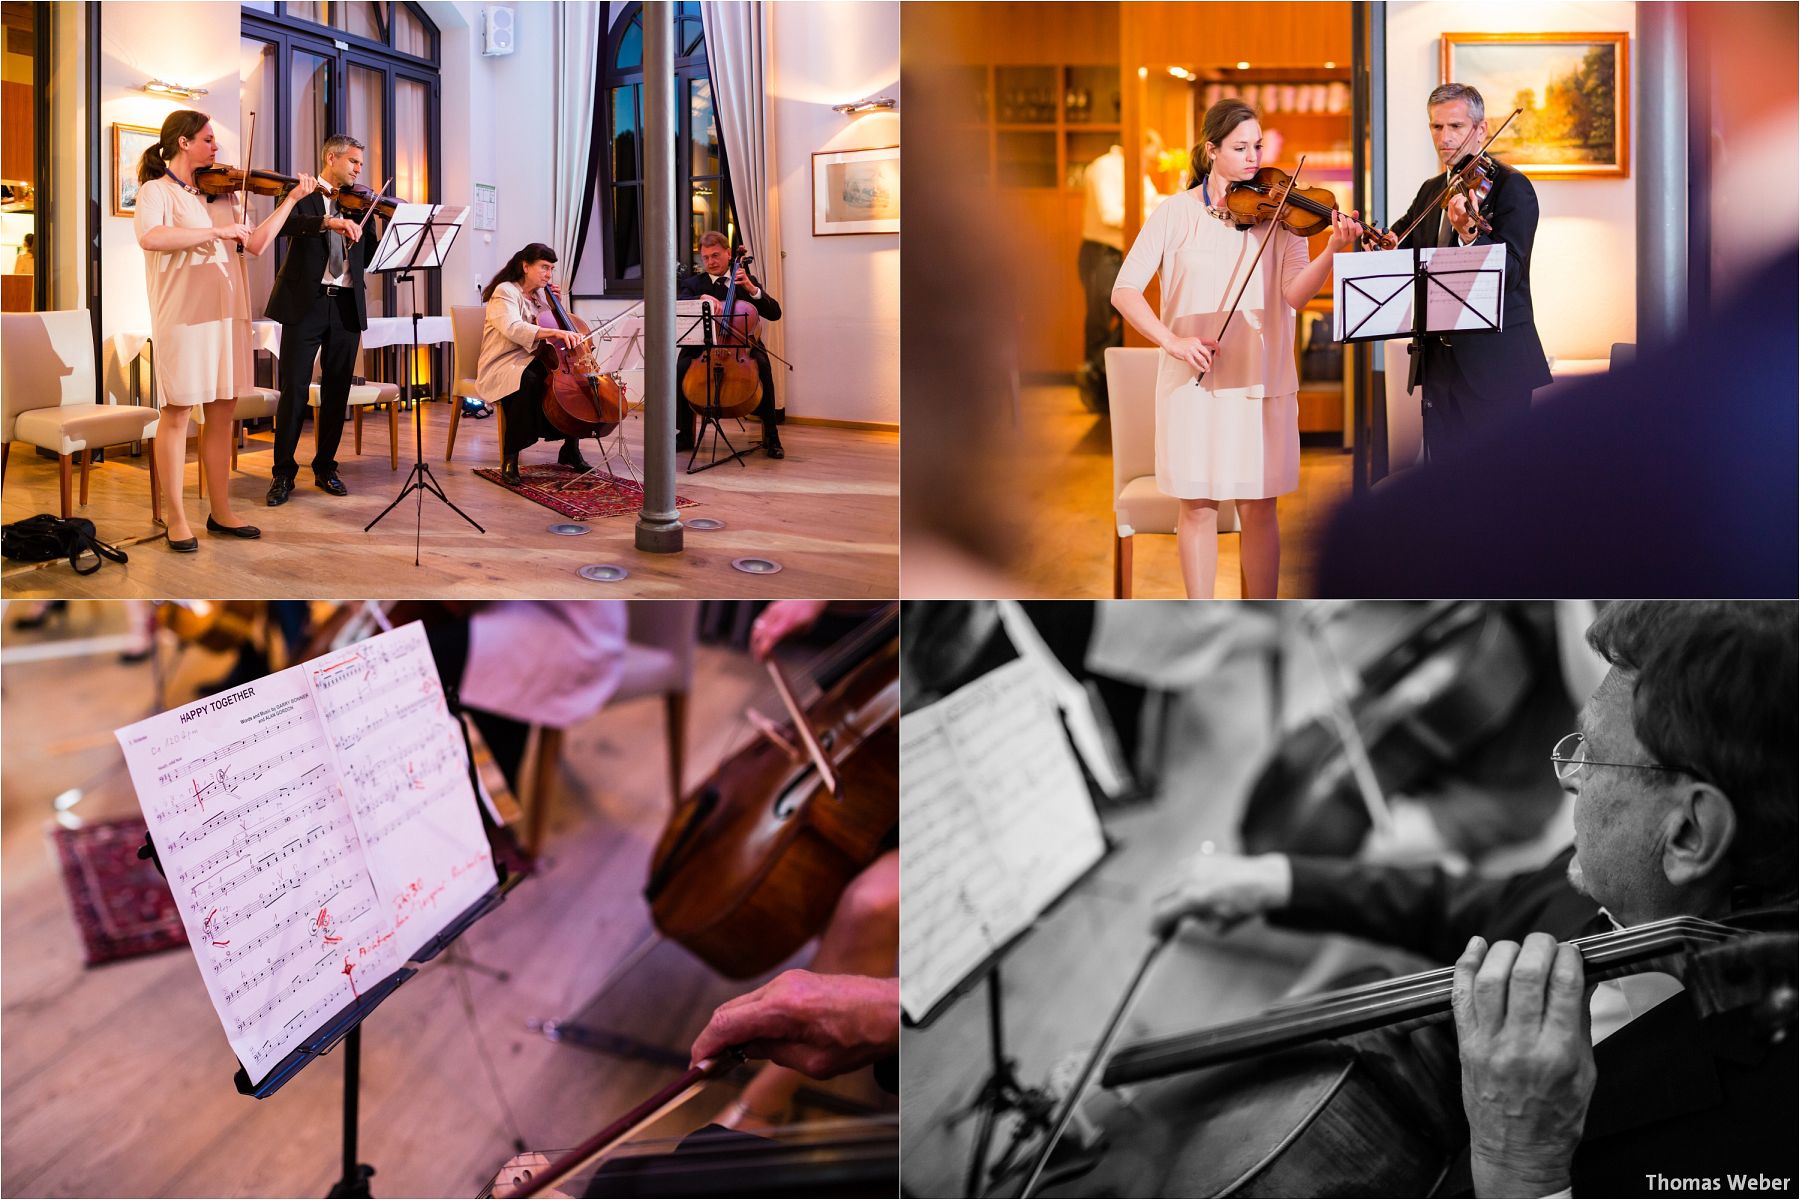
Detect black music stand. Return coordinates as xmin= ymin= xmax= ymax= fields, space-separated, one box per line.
xmin=364 ymin=202 xmax=484 ymax=562
xmin=1335 ymin=244 xmax=1505 ymax=452
xmin=676 ymin=303 xmax=752 ymax=474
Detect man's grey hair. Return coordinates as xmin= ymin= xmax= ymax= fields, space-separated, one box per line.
xmin=1427 ymin=83 xmax=1485 ymax=123
xmin=321 ymin=134 xmax=365 ymax=159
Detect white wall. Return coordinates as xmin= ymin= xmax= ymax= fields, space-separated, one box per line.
xmin=98 ymin=0 xmax=244 ymax=375
xmin=1383 ymin=1 xmax=1636 ymax=466
xmin=768 ymin=0 xmax=899 ymax=426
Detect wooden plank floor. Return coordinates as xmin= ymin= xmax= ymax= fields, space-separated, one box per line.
xmin=0 ymin=405 xmax=897 ymax=600
xmin=1001 ymin=381 xmax=1354 ymax=599
xmin=1 ymin=602 xmax=892 ymax=1198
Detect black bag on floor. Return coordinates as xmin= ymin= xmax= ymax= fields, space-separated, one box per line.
xmin=1 ymin=514 xmax=129 ymax=575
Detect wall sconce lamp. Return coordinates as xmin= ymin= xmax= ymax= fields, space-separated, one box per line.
xmin=832 ymin=96 xmax=897 ymax=116
xmin=142 ymin=79 xmax=210 ymax=100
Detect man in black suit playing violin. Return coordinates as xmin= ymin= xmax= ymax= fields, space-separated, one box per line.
xmin=264 ymin=134 xmax=386 ymax=506
xmin=677 ymin=230 xmax=785 ymax=459
xmin=1378 ymin=84 xmax=1552 ymax=463
xmin=1157 ymin=601 xmax=1797 ymax=1197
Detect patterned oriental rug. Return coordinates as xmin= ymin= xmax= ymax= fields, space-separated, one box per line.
xmin=53 ymin=815 xmax=187 ymax=966
xmin=472 ymin=464 xmax=698 ymax=521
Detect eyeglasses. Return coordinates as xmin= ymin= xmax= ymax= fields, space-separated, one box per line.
xmin=1549 ymin=731 xmax=1686 ymax=786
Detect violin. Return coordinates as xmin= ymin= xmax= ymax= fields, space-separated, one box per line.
xmin=1033 ymin=915 xmax=1796 ymax=1198
xmin=193 ymin=165 xmax=399 ymax=221
xmin=679 ymin=250 xmax=764 ymax=420
xmin=533 ymin=284 xmax=623 ymax=439
xmin=1238 ymin=602 xmax=1548 ymax=859
xmin=1224 ymin=167 xmax=1391 ymax=244
xmin=645 ymin=605 xmax=899 ymax=979
xmin=1442 ymin=152 xmax=1496 ymax=235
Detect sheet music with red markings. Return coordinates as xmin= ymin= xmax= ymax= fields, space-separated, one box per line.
xmin=116 ymin=621 xmax=496 ymax=1085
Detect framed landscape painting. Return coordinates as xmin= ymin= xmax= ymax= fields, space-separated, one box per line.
xmin=1442 ymin=32 xmax=1630 ymax=179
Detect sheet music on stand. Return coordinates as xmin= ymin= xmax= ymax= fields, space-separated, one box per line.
xmin=368 ymin=202 xmax=468 ymax=274
xmin=114 ymin=621 xmax=499 ymax=1091
xmin=1332 ymin=243 xmax=1506 ymax=342
xmin=899 ymin=656 xmax=1107 ymax=1025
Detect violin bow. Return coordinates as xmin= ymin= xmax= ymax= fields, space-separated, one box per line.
xmin=1298 ymin=607 xmax=1393 ymax=838
xmin=1016 ymin=929 xmax=1175 ymax=1199
xmin=506 ymin=1051 xmax=744 ymax=1198
xmin=1386 ymin=107 xmax=1522 ymax=246
xmin=766 ymin=659 xmax=840 ymax=796
xmin=236 ymin=110 xmax=255 ymax=260
xmin=357 ymin=176 xmax=393 ymax=232
xmin=1193 ymin=153 xmax=1307 ymax=389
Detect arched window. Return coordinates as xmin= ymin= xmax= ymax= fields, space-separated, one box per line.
xmin=583 ymin=1 xmax=738 ymax=297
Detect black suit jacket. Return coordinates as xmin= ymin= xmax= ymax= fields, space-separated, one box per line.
xmin=1393 ymin=158 xmax=1553 ymax=404
xmin=677 ymin=267 xmax=779 ymax=373
xmin=1273 ymin=850 xmax=1799 ymax=1197
xmin=265 ymin=192 xmax=378 ymax=329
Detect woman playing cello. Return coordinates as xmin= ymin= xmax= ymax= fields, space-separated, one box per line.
xmin=476 ymin=243 xmax=591 ymax=485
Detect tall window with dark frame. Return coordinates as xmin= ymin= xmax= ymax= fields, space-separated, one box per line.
xmin=591 ymin=2 xmax=738 ymax=297
xmin=239 ymin=2 xmax=441 ymax=324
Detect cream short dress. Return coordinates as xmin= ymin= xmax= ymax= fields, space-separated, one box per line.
xmin=1115 ymin=186 xmax=1308 ymax=500
xmin=134 ymin=176 xmax=256 ymax=407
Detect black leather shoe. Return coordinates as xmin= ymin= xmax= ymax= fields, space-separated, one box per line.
xmin=206 ymin=516 xmax=262 ymax=539
xmin=557 ymin=443 xmax=593 ymax=473
xmin=315 ymin=474 xmax=348 ymax=497
xmin=501 ymin=456 xmax=522 ymax=486
xmin=266 ymin=477 xmax=293 ymax=506
xmin=168 ymin=536 xmax=199 ymax=553
xmin=762 ymin=431 xmax=785 ymax=459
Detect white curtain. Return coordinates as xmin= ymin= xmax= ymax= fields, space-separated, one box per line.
xmin=701 ymin=0 xmax=785 ymax=403
xmin=554 ymin=2 xmax=604 ymax=284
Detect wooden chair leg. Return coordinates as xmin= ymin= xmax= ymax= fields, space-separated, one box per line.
xmin=355 ymin=407 xmax=364 ymax=456
xmin=58 ymin=453 xmax=73 ymax=518
xmin=523 ymin=725 xmax=564 ymax=857
xmin=2 ymin=440 xmax=10 ymax=482
xmin=664 ymin=690 xmax=687 ymax=808
xmin=445 ymin=398 xmax=462 ymax=461
xmin=197 ymin=437 xmax=205 ymax=499
xmin=79 ymin=448 xmax=92 ymax=506
xmin=388 ymin=402 xmax=398 ymax=470
xmin=149 ymin=446 xmax=161 ymax=525
xmin=1114 ymin=533 xmax=1133 ymax=599
xmin=497 ymin=408 xmax=507 ymax=464
xmin=231 ymin=421 xmax=240 ymax=470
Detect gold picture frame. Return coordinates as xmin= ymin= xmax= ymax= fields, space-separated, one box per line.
xmin=812 ymin=146 xmax=899 ymax=236
xmin=1441 ymin=32 xmax=1630 ymax=179
xmin=113 ymin=123 xmax=161 ymax=216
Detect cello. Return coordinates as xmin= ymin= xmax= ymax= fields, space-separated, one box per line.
xmin=534 ymin=284 xmax=623 ymax=438
xmin=679 ymin=249 xmax=765 ymax=421
xmin=645 ymin=605 xmax=899 ymax=979
xmin=1024 ymin=915 xmax=1797 ymax=1198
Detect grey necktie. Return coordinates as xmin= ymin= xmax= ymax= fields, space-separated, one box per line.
xmin=327 ymin=202 xmax=346 ymax=278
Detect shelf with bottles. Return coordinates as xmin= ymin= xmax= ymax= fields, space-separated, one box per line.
xmin=992 ymin=64 xmax=1122 ymax=127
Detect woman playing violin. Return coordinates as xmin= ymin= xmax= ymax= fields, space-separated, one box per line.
xmin=1110 ymin=99 xmax=1363 ymax=599
xmin=475 ymin=243 xmax=590 ymax=485
xmin=133 ymin=109 xmax=319 ymax=552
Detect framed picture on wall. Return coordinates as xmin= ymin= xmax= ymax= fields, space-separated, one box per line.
xmin=812 ymin=146 xmax=899 ymax=235
xmin=1441 ymin=32 xmax=1630 ymax=179
xmin=113 ymin=123 xmax=161 ymax=216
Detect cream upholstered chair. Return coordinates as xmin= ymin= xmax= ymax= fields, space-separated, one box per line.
xmin=2 ymin=310 xmax=162 ymax=520
xmin=1105 ymin=346 xmax=1240 ymax=598
xmin=307 ymin=377 xmax=403 ymax=469
xmin=189 ymin=386 xmax=282 ymax=496
xmin=520 ymin=600 xmax=699 ymax=856
xmin=444 ymin=304 xmax=502 ymax=461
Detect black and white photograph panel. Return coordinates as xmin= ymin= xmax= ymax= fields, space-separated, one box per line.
xmin=1 ymin=599 xmax=898 ymax=1198
xmin=899 ymin=600 xmax=1797 ymax=1198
